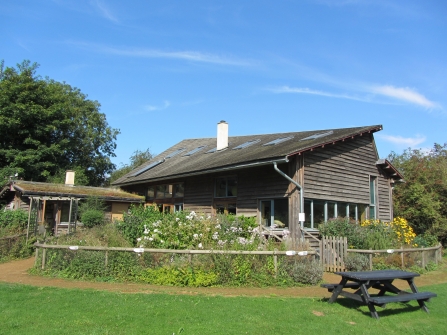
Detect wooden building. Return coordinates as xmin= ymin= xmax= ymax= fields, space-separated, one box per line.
xmin=112 ymin=122 xmax=403 ymax=243
xmin=1 ymin=173 xmax=144 ymax=237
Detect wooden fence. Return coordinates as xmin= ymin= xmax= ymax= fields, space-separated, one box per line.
xmin=347 ymin=244 xmax=443 ymax=270
xmin=33 ymin=242 xmax=317 ymax=277
xmin=321 ymin=236 xmax=348 ymax=272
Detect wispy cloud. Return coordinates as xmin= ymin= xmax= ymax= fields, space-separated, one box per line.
xmin=91 ymin=0 xmax=118 ymax=23
xmin=370 ymin=85 xmax=438 ymax=109
xmin=268 ymin=86 xmax=374 ymax=103
xmin=377 ymin=134 xmax=426 ymax=148
xmin=68 ymin=41 xmax=254 ymax=66
xmin=145 ymin=100 xmax=171 ymax=111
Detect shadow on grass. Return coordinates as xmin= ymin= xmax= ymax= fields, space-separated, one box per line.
xmin=321 ymin=297 xmax=427 ymax=319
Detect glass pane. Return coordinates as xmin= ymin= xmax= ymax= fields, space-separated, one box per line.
xmin=261 ymin=200 xmax=271 ymax=227
xmin=174 ymin=183 xmax=184 ymax=198
xmin=215 ymin=178 xmax=227 ymax=197
xmin=163 ymin=205 xmax=172 ymax=213
xmin=349 ymin=204 xmax=357 ymax=221
xmin=304 ymin=200 xmax=312 ymax=229
xmin=274 ymin=199 xmax=288 ymax=228
xmin=227 ymin=178 xmax=237 ymax=197
xmin=215 ymin=204 xmax=226 ymax=214
xmin=327 ymin=202 xmax=336 ymax=219
xmin=166 ymin=185 xmax=173 ymax=198
xmin=370 ymin=177 xmax=376 ymax=205
xmin=313 ymin=200 xmax=325 ymax=227
xmin=369 ymin=206 xmax=376 ymax=220
xmin=338 ymin=203 xmax=348 ymax=218
xmin=156 ymin=185 xmax=166 ymax=199
xmin=227 ymin=203 xmax=237 ymax=215
xmin=358 ymin=204 xmax=366 ymax=222
xmin=174 ymin=204 xmax=183 ymax=212
xmin=147 ymin=187 xmax=155 ymax=199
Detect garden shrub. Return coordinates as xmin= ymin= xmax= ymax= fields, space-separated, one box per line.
xmin=139 ymin=266 xmax=218 ymax=287
xmin=0 ymin=208 xmax=28 ymax=234
xmin=344 ymin=253 xmax=369 ymax=271
xmin=319 ymin=217 xmax=366 ymax=249
xmin=281 ymin=258 xmax=323 ymax=286
xmin=78 ymin=197 xmax=107 ymax=228
xmin=80 ymin=210 xmax=104 ymax=228
xmin=414 ymin=232 xmax=439 ymax=248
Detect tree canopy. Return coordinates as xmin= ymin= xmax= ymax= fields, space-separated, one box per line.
xmin=388 ymin=143 xmax=447 ymax=244
xmin=109 ymin=148 xmax=153 ymax=184
xmin=0 ymin=60 xmax=119 ymax=186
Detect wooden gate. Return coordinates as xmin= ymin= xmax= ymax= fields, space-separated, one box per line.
xmin=322 ymin=236 xmax=347 ymax=272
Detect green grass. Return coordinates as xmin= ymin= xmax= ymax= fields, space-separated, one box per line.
xmin=0 ymin=282 xmax=446 ymax=334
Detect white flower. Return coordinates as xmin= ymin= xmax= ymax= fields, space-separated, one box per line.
xmin=176 ymin=217 xmax=180 ymax=221
xmin=149 ymin=237 xmax=153 ymax=241
xmin=160 ymin=240 xmax=164 ymax=243
xmin=215 ymin=224 xmax=221 ymax=229
xmin=193 ymin=234 xmax=198 ymax=239
xmin=137 ymin=238 xmax=142 ymax=242
xmin=198 ymin=243 xmax=203 ymax=249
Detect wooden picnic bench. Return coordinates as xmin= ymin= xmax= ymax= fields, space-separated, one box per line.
xmin=321 ymin=269 xmax=437 ymax=319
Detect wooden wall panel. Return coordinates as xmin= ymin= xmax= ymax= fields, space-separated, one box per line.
xmin=302 ymin=136 xmax=393 ymax=219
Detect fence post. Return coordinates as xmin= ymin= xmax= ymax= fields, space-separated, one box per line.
xmin=105 ymin=250 xmax=108 ymax=267
xmin=401 ymin=246 xmax=404 ymax=268
xmin=421 ymin=250 xmax=426 ymax=269
xmin=41 ymin=247 xmax=46 ymax=270
xmin=273 ymin=248 xmax=278 ymax=279
xmin=369 ymin=249 xmax=373 ymax=271
xmin=34 ymin=246 xmax=39 ymax=267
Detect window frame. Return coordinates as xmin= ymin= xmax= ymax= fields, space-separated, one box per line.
xmin=214 ymin=176 xmax=237 ymax=198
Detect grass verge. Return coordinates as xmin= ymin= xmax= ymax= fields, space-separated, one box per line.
xmin=0 ymin=282 xmax=446 ymax=334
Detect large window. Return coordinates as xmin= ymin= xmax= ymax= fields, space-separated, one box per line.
xmin=304 ymin=199 xmax=368 ymax=229
xmin=147 ymin=183 xmax=184 ymax=200
xmin=260 ymin=199 xmax=288 ymax=229
xmin=215 ymin=202 xmax=236 ymax=215
xmin=369 ymin=176 xmax=377 ymax=219
xmin=215 ymin=177 xmax=237 ymax=198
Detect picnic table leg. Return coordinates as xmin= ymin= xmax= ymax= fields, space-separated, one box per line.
xmin=360 ymin=284 xmax=380 ymax=319
xmin=328 ymin=278 xmax=348 ymax=303
xmin=407 ymin=279 xmax=430 ymax=313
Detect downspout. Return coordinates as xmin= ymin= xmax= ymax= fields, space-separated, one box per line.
xmin=273 ymin=161 xmax=304 ymax=229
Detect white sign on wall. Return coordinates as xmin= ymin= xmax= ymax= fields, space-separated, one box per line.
xmin=299 ymin=212 xmax=305 ymax=222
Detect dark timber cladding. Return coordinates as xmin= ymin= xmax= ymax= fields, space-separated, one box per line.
xmin=113 ymin=124 xmax=401 ymax=239
xmin=302 ymin=134 xmax=392 ymax=220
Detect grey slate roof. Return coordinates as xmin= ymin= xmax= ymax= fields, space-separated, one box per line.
xmin=113 ymin=125 xmax=383 ymax=186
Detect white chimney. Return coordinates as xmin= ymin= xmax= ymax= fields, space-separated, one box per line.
xmin=217 ymin=120 xmax=228 ymax=151
xmin=65 ymin=170 xmax=75 ymax=186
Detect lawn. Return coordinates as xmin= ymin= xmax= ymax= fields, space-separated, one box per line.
xmin=0 ymin=282 xmax=445 ymax=334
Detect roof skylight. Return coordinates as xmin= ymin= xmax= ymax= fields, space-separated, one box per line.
xmin=206 ymin=147 xmax=218 ymax=154
xmin=233 ymin=139 xmax=261 ymax=150
xmin=128 ymin=160 xmax=163 ymax=177
xmin=183 ymin=146 xmax=206 ymax=156
xmin=300 ymin=130 xmax=333 ymax=141
xmin=263 ymin=136 xmax=294 ymax=146
xmin=165 ymin=148 xmax=185 ymax=159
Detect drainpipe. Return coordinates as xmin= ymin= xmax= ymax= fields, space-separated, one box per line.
xmin=273 ymin=161 xmax=304 ymax=229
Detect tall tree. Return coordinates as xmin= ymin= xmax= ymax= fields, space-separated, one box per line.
xmin=0 ymin=60 xmax=119 ymax=186
xmin=388 ymin=143 xmax=447 ymax=243
xmin=109 ymin=148 xmax=153 ymax=184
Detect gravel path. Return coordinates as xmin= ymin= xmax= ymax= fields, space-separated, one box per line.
xmin=0 ymin=258 xmax=445 ymax=297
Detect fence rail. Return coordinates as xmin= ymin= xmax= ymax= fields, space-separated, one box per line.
xmin=33 ymin=242 xmax=317 ymax=275
xmin=347 ymin=244 xmax=443 ymax=270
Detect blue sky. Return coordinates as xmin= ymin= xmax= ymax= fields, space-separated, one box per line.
xmin=1 ymin=0 xmax=446 ymax=167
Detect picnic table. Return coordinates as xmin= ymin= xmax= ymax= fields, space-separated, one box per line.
xmin=321 ymin=269 xmax=437 ymax=319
